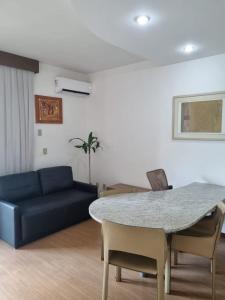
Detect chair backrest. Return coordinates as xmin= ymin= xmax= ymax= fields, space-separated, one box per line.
xmin=206 ymin=202 xmax=225 ymax=257
xmin=146 ymin=169 xmax=169 ymax=191
xmin=214 ymin=202 xmax=225 ymax=243
xmin=100 ymin=188 xmax=135 ymax=198
xmin=102 ymin=220 xmax=167 ymax=271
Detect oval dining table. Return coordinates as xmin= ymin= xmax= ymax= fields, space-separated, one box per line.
xmin=89 ymin=182 xmax=225 ymax=294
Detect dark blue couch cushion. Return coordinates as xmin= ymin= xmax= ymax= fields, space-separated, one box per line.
xmin=18 ymin=189 xmax=96 ymax=241
xmin=0 ymin=171 xmax=42 ymax=203
xmin=38 ymin=166 xmax=74 ymax=195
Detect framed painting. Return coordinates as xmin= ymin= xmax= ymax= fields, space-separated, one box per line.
xmin=35 ymin=95 xmax=63 ymax=124
xmin=173 ymin=91 xmax=225 ymax=140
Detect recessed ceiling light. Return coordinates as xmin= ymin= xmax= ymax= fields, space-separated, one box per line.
xmin=183 ymin=44 xmax=195 ymax=54
xmin=135 ymin=15 xmax=150 ymax=26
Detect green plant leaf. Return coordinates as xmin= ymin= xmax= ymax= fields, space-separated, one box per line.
xmin=88 ymin=132 xmax=93 ymax=144
xmin=83 ymin=143 xmax=88 ymax=154
xmin=69 ymin=137 xmax=85 ymax=143
xmin=69 ymin=132 xmax=101 ymax=155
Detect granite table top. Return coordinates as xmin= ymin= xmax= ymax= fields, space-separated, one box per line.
xmin=89 ymin=182 xmax=225 ymax=233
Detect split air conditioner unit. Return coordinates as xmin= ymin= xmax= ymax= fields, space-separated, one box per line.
xmin=55 ymin=77 xmax=92 ymax=95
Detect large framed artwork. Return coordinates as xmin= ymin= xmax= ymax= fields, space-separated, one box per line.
xmin=35 ymin=95 xmax=63 ymax=124
xmin=173 ymin=91 xmax=225 ymax=140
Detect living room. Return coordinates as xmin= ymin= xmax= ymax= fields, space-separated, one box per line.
xmin=0 ymin=1 xmax=225 ymax=299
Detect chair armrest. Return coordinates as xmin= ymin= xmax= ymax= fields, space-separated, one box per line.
xmin=0 ymin=200 xmax=21 ymax=248
xmin=167 ymin=185 xmax=173 ymax=190
xmin=74 ymin=181 xmax=98 ymax=195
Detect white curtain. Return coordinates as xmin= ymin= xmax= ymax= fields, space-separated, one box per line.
xmin=0 ymin=65 xmax=34 ymax=175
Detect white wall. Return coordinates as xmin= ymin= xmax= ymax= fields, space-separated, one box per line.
xmin=33 ymin=57 xmax=225 ymax=232
xmin=88 ymin=54 xmax=225 ymax=189
xmin=34 ymin=63 xmax=90 ymax=181
xmin=88 ymin=54 xmax=225 ymax=232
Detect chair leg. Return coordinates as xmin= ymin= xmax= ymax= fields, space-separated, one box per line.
xmin=174 ymin=250 xmax=178 ymax=265
xmin=102 ymin=262 xmax=109 ymax=300
xmin=101 ymin=227 xmax=104 ymax=261
xmin=210 ymin=258 xmax=216 ymax=274
xmin=101 ymin=239 xmax=104 ymax=261
xmin=157 ymin=272 xmax=165 ymax=300
xmin=165 ymin=243 xmax=171 ymax=294
xmin=115 ymin=266 xmax=122 ymax=282
xmin=211 ymin=257 xmax=216 ymax=300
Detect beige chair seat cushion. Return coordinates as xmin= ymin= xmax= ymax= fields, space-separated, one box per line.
xmin=109 ymin=251 xmax=157 ymax=275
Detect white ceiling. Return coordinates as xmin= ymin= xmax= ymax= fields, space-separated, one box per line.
xmin=1 ymin=0 xmax=225 ymax=73
xmin=0 ymin=0 xmax=142 ymax=73
xmin=73 ymin=0 xmax=225 ymax=67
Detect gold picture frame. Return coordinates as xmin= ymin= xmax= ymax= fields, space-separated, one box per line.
xmin=173 ymin=91 xmax=225 ymax=141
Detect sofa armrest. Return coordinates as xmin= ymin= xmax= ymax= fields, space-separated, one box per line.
xmin=0 ymin=200 xmax=20 ymax=248
xmin=74 ymin=181 xmax=98 ymax=195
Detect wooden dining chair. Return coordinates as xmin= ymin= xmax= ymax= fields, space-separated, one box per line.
xmin=171 ymin=202 xmax=225 ymax=300
xmin=146 ymin=169 xmax=173 ymax=191
xmin=102 ymin=220 xmax=168 ymax=300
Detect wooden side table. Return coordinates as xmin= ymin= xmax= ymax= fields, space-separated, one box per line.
xmin=105 ymin=183 xmax=151 ymax=193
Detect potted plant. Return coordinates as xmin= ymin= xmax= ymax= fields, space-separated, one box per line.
xmin=69 ymin=132 xmax=101 ymax=184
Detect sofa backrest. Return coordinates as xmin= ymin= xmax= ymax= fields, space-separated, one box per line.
xmin=0 ymin=171 xmax=42 ymax=203
xmin=38 ymin=166 xmax=74 ymax=195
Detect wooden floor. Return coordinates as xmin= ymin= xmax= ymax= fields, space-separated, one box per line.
xmin=0 ymin=220 xmax=224 ymax=300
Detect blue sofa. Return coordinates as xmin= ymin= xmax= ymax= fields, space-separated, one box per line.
xmin=0 ymin=166 xmax=98 ymax=248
